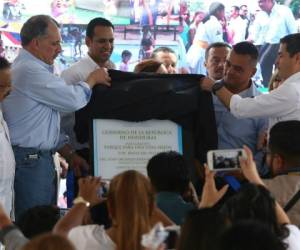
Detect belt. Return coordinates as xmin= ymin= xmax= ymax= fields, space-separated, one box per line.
xmin=12 ymin=145 xmax=56 ymax=157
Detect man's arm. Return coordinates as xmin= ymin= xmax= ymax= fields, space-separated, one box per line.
xmin=201 ymin=77 xmax=298 ymax=119
xmin=0 ymin=204 xmax=29 ymax=250
xmin=53 ymin=176 xmax=102 ymax=236
xmin=240 ymin=145 xmax=290 ymax=225
xmin=14 ymin=65 xmax=111 ymax=113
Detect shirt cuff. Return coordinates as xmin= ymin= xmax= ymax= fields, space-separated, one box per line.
xmin=79 ymin=81 xmax=92 ymax=101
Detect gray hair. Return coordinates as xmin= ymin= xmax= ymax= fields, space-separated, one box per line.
xmin=20 ymin=15 xmax=59 ymax=46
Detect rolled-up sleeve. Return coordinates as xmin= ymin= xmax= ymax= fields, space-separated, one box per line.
xmin=230 ymin=84 xmax=298 ymax=119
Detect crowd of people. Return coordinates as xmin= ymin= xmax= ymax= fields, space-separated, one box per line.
xmin=1 ymin=0 xmax=300 ymax=249
xmin=129 ymin=0 xmax=300 ymax=87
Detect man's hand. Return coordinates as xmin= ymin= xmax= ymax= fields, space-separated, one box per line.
xmin=58 ymin=156 xmax=68 ymax=178
xmin=240 ymin=145 xmax=264 ymax=186
xmin=78 ymin=176 xmax=103 ymax=206
xmin=199 ymin=165 xmax=228 ymax=208
xmin=86 ymin=67 xmax=111 ymax=88
xmin=68 ymin=153 xmax=89 ymax=177
xmin=200 ymin=77 xmax=214 ymax=92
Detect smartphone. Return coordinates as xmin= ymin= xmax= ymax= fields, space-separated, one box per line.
xmin=207 ymin=149 xmax=246 ymax=171
xmin=164 ymin=226 xmax=180 ymax=250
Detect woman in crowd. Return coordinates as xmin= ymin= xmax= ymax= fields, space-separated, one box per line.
xmin=68 ymin=170 xmax=156 ymax=250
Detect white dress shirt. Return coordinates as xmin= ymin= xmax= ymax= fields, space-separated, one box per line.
xmin=60 ymin=54 xmax=99 ymax=150
xmin=194 ymin=15 xmax=223 ymax=44
xmin=251 ymin=4 xmax=297 ymax=45
xmin=230 ymin=71 xmax=300 ymax=129
xmin=0 ymin=106 xmax=15 ymax=217
xmin=229 ymin=16 xmax=247 ymax=44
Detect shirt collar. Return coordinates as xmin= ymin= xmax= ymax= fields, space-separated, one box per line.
xmin=239 ymin=81 xmax=261 ymax=98
xmin=19 ymin=49 xmax=54 ymax=73
xmin=86 ymin=53 xmax=100 ymax=69
xmin=283 ymin=71 xmax=300 ymax=85
xmin=210 ymin=15 xmax=218 ymax=22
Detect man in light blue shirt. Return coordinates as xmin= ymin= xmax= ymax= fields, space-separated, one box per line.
xmin=249 ymin=0 xmax=297 ymax=86
xmin=2 ymin=15 xmax=111 ymax=220
xmin=205 ymin=42 xmax=268 ymax=175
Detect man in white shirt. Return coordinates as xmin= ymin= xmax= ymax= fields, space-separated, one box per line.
xmin=186 ymin=2 xmax=225 ymax=74
xmin=61 ymin=17 xmax=115 ymax=160
xmin=0 ymin=57 xmax=15 ymax=218
xmin=249 ymin=0 xmax=297 ymax=86
xmin=228 ymin=6 xmax=247 ymax=44
xmin=60 ymin=18 xmax=115 ymax=204
xmin=202 ymin=33 xmax=300 ymax=131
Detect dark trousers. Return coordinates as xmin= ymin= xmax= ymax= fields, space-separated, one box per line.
xmin=259 ymin=43 xmax=280 ymax=87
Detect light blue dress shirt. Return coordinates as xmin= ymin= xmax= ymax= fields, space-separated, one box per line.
xmin=213 ymin=83 xmax=268 ymax=174
xmin=2 ymin=49 xmax=92 ymax=150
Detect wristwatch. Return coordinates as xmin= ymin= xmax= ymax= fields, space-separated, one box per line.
xmin=212 ymin=80 xmax=225 ymax=95
xmin=73 ymin=196 xmax=90 ymax=207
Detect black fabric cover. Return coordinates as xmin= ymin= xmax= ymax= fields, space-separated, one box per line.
xmin=75 ymin=70 xmax=218 ymax=167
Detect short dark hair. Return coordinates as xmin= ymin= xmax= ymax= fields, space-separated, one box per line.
xmin=0 ymin=57 xmax=10 ymax=70
xmin=269 ymin=120 xmax=300 ymax=165
xmin=232 ymin=41 xmax=258 ymax=64
xmin=86 ymin=17 xmax=114 ymax=38
xmin=205 ymin=42 xmax=231 ymax=60
xmin=219 ymin=220 xmax=287 ymax=250
xmin=20 ymin=15 xmax=59 ymax=46
xmin=151 ymin=46 xmax=176 ymax=58
xmin=177 ymin=208 xmax=228 ymax=250
xmin=240 ymin=4 xmax=247 ymax=9
xmin=209 ymin=2 xmax=225 ymax=16
xmin=121 ymin=50 xmax=132 ymax=58
xmin=147 ymin=151 xmax=190 ymax=194
xmin=221 ymin=183 xmax=288 ymax=239
xmin=280 ymin=33 xmax=300 ymax=57
xmin=231 ymin=5 xmax=240 ymax=12
xmin=16 ymin=205 xmax=60 ymax=239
